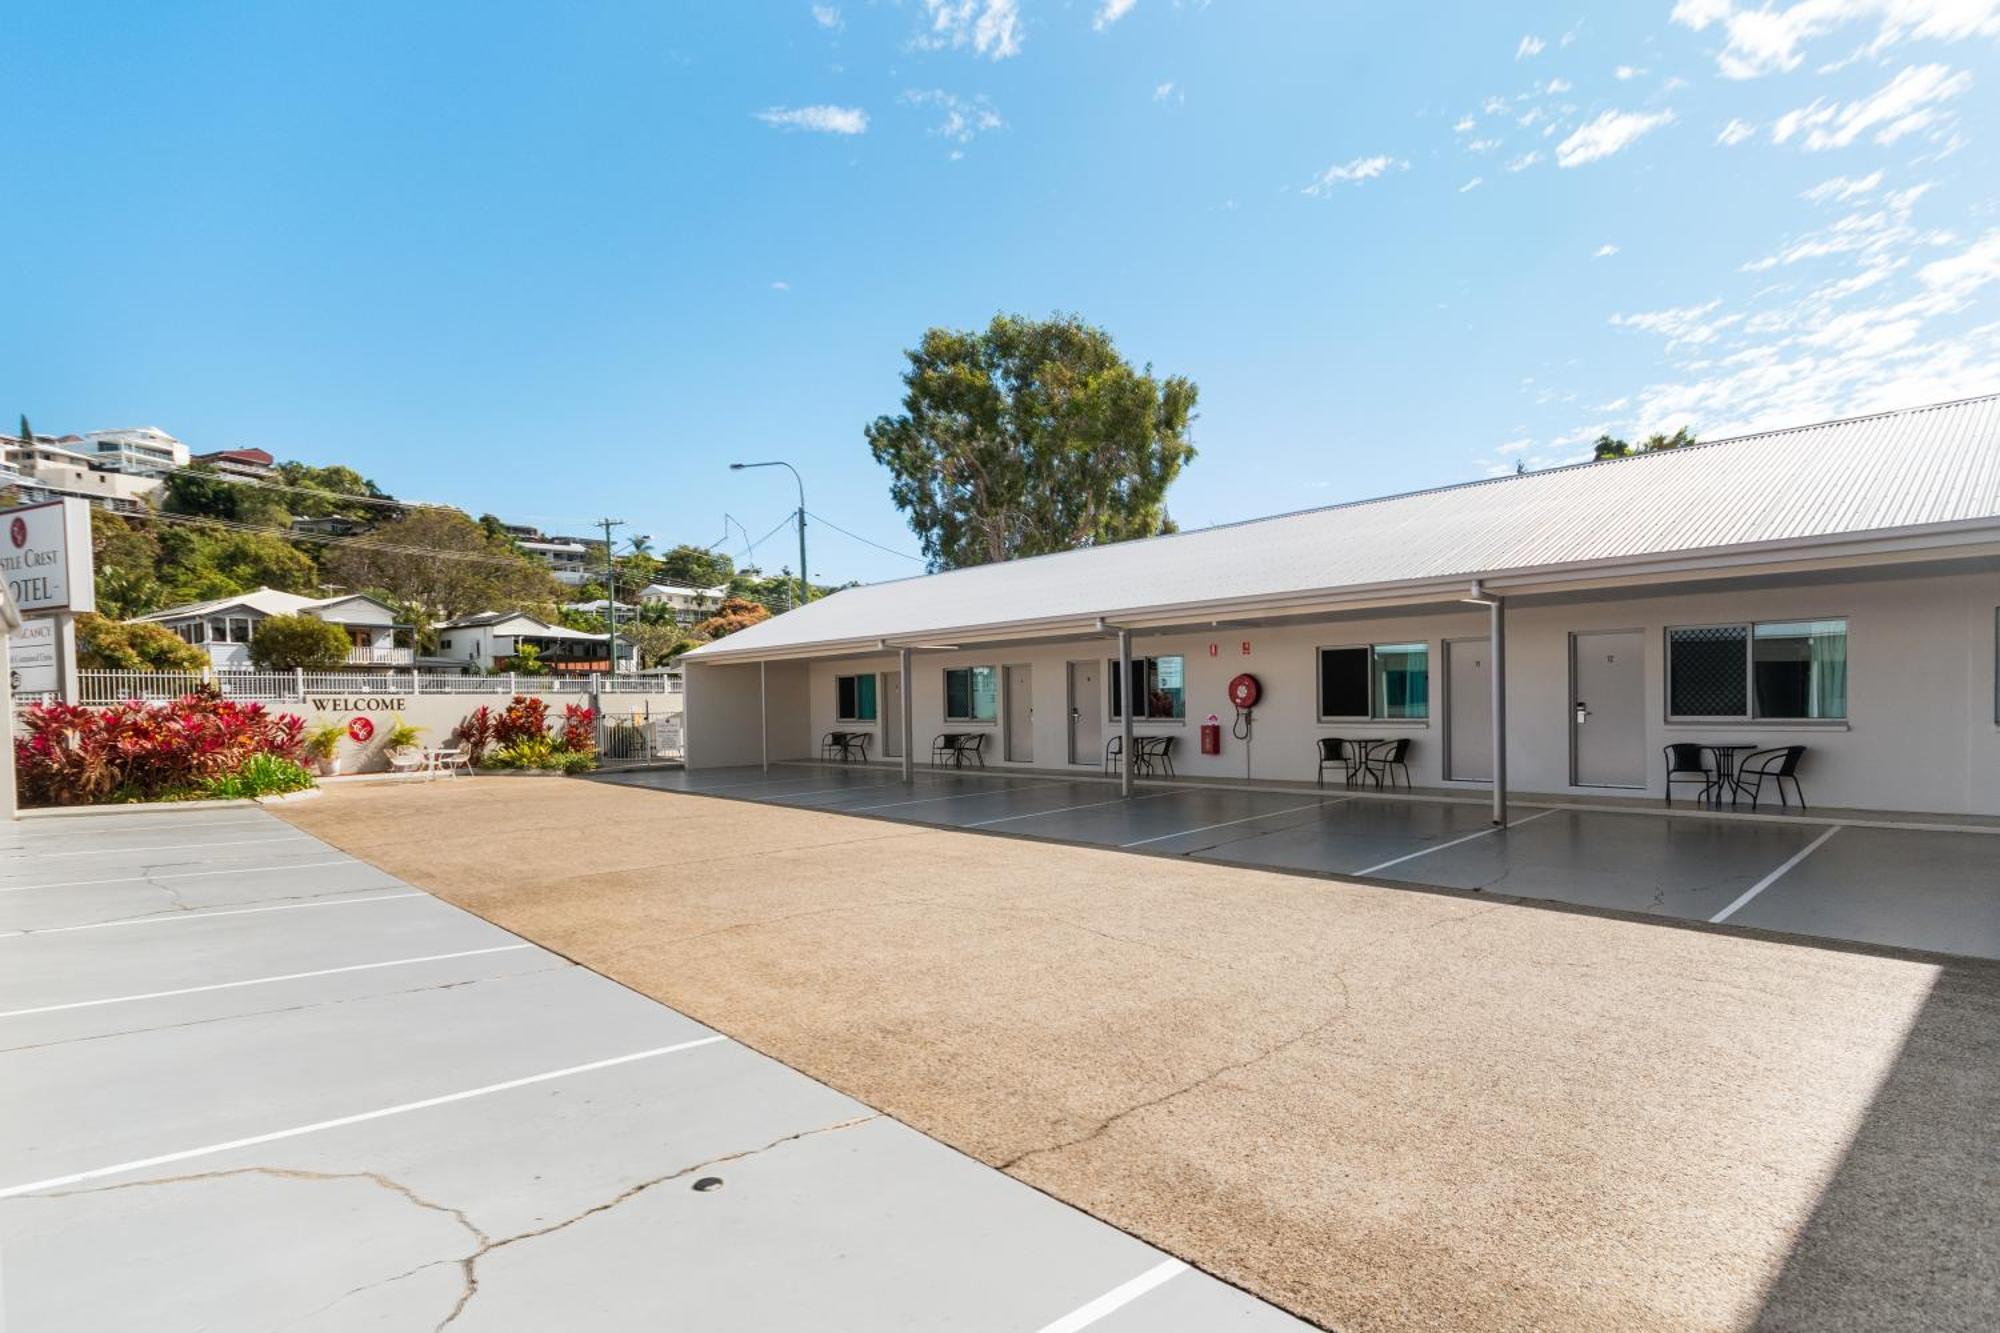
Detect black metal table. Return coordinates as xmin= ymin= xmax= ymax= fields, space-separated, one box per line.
xmin=1700 ymin=742 xmax=1760 ymax=806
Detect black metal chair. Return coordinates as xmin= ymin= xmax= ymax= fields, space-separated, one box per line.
xmin=930 ymin=732 xmax=962 ymax=766
xmin=1364 ymin=737 xmax=1412 ymax=790
xmin=821 ymin=731 xmax=853 ymax=762
xmin=1735 ymin=745 xmax=1807 ymax=810
xmin=951 ymin=733 xmax=987 ymax=767
xmin=1135 ymin=735 xmax=1176 ymax=777
xmin=1316 ymin=737 xmax=1359 ymax=788
xmin=1662 ymin=743 xmax=1713 ymax=805
xmin=1103 ymin=735 xmax=1123 ymax=775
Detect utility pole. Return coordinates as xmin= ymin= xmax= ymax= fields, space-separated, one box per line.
xmin=729 ymin=461 xmax=808 ymax=610
xmin=598 ymin=517 xmax=624 ymax=678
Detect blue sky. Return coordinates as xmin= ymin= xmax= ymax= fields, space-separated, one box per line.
xmin=8 ymin=2 xmax=1999 ymax=584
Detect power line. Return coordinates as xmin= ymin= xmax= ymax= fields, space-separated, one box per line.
xmin=805 ymin=510 xmax=923 ymax=563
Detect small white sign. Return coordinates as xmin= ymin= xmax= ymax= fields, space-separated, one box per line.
xmin=2 ymin=498 xmax=95 ymax=615
xmin=7 ymin=616 xmax=58 ymax=694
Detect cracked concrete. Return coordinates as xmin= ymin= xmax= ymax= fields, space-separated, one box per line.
xmin=276 ymin=778 xmax=2000 ymax=1332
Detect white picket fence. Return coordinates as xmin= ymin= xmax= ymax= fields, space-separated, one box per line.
xmin=71 ymin=669 xmax=680 ymax=706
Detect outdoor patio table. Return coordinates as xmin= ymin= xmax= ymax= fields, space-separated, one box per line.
xmin=1700 ymin=742 xmax=1761 ymax=806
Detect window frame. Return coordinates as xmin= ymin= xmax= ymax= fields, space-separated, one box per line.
xmin=834 ymin=672 xmax=878 ymax=723
xmin=1665 ymin=616 xmax=1849 ymax=723
xmin=1316 ymin=642 xmax=1431 ymax=722
xmin=1105 ymin=654 xmax=1188 ymax=723
xmin=942 ymin=665 xmax=999 ymax=723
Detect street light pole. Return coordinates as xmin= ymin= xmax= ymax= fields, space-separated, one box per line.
xmin=729 ymin=460 xmax=808 ymax=611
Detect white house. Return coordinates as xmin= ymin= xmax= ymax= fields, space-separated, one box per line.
xmin=74 ymin=427 xmax=189 ymax=476
xmin=517 ymin=537 xmax=594 ymax=586
xmin=681 ymin=395 xmax=2000 ymax=818
xmin=437 ymin=611 xmax=636 ymax=675
xmin=133 ymin=588 xmax=411 ymax=670
xmin=1 ymin=434 xmax=160 ymax=512
xmin=639 ymin=582 xmax=727 ymax=623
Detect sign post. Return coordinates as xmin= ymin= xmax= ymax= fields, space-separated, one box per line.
xmin=0 ymin=572 xmax=22 ymax=820
xmin=2 ymin=499 xmax=96 ymax=704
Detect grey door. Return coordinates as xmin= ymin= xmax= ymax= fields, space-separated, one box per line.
xmin=1572 ymin=630 xmax=1646 ymax=788
xmin=1066 ymin=660 xmax=1100 ymax=766
xmin=1445 ymin=638 xmax=1491 ymax=783
xmin=881 ymin=671 xmax=902 ymax=759
xmin=1004 ymin=665 xmax=1034 ymax=763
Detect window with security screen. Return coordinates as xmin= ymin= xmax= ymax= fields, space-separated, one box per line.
xmin=1668 ymin=626 xmax=1749 ymax=717
xmin=1668 ymin=621 xmax=1846 ymax=720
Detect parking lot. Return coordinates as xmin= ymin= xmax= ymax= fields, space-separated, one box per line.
xmin=595 ymin=764 xmax=2000 ymax=960
xmin=0 ymin=805 xmax=1308 ymax=1332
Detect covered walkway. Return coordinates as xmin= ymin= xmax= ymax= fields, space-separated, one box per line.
xmin=595 ymin=763 xmax=2000 ymax=960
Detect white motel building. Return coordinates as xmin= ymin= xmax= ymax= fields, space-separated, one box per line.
xmin=682 ymin=395 xmax=2000 ymax=819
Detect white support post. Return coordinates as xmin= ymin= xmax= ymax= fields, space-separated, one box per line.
xmin=899 ymin=646 xmax=914 ymax=784
xmin=1118 ymin=627 xmax=1134 ymax=799
xmin=759 ymin=661 xmax=770 ymax=772
xmin=410 ymin=668 xmax=421 ymax=695
xmin=1490 ymin=594 xmax=1508 ymax=827
xmin=294 ymin=666 xmax=305 ymax=700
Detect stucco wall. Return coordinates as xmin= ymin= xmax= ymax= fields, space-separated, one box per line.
xmin=788 ymin=568 xmax=2000 ymax=815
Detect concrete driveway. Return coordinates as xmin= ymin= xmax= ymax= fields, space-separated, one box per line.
xmin=273 ymin=777 xmax=2000 ymax=1332
xmin=0 ymin=804 xmax=1305 ymax=1332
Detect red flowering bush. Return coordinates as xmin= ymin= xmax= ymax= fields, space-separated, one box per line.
xmin=560 ymin=704 xmax=597 ymax=754
xmin=14 ymin=694 xmax=307 ymax=808
xmin=493 ymin=695 xmax=548 ymax=746
xmin=459 ymin=695 xmax=597 ymax=773
xmin=459 ymin=704 xmax=496 ymax=760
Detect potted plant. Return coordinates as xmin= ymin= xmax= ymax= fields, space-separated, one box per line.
xmin=383 ymin=720 xmax=426 ymax=771
xmin=302 ymin=722 xmax=347 ymax=777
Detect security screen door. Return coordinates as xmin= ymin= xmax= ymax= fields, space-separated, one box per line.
xmin=1571 ymin=630 xmax=1646 ymax=788
xmin=1445 ymin=638 xmax=1492 ymax=783
xmin=881 ymin=671 xmax=902 ymax=759
xmin=1067 ymin=660 xmax=1100 ymax=765
xmin=1004 ymin=665 xmax=1034 ymax=762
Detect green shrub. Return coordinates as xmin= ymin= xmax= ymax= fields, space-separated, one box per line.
xmin=484 ymin=736 xmax=596 ymax=773
xmin=247 ymin=613 xmax=356 ymax=670
xmin=302 ymin=721 xmax=346 ymax=762
xmin=75 ymin=613 xmax=209 ymax=672
xmin=201 ymin=754 xmax=317 ymax=800
xmin=383 ymin=720 xmax=425 ymax=751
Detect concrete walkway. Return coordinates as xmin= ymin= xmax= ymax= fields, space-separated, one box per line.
xmin=274 ymin=778 xmax=2000 ymax=1332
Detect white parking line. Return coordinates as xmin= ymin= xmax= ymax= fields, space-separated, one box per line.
xmin=1033 ymin=1258 xmax=1188 ymax=1333
xmin=842 ymin=780 xmax=1062 ymax=813
xmin=0 ymin=944 xmax=539 ymax=1019
xmin=3 ymin=815 xmax=283 ymax=840
xmin=668 ymin=771 xmax=888 ymax=795
xmin=1354 ymin=807 xmax=1559 ymax=876
xmin=8 ymin=835 xmax=315 ymax=860
xmin=1120 ymin=798 xmax=1343 ymax=848
xmin=967 ymin=790 xmax=1179 ymax=828
xmin=0 ymin=859 xmax=362 ymax=894
xmin=769 ymin=778 xmax=919 ymax=805
xmin=0 ymin=1035 xmax=729 ymax=1200
xmin=1709 ymin=825 xmax=1843 ymax=924
xmin=0 ymin=893 xmax=429 ymax=940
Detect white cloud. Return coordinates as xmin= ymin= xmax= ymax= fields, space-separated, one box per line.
xmin=1517 ymin=34 xmax=1547 ymax=59
xmin=1466 ymin=138 xmax=1502 ymax=153
xmin=1615 ymin=64 xmax=1647 ymax=80
xmin=811 ymin=3 xmax=842 ymax=30
xmin=1556 ymin=108 xmax=1675 ymax=166
xmin=1671 ymin=0 xmax=2000 ymax=79
xmin=1770 ymin=63 xmax=1972 ymax=150
xmin=1612 ymin=300 xmax=1742 ymax=348
xmin=1453 ymin=115 xmax=1476 ymax=132
xmin=902 ymin=89 xmax=1006 ymax=143
xmin=1304 ymin=154 xmax=1408 ymax=195
xmin=1094 ymin=0 xmax=1137 ymax=31
xmin=1594 ymin=243 xmax=1621 ymax=258
xmin=1546 ymin=77 xmax=1573 ymax=93
xmin=1154 ymin=81 xmax=1176 ymax=101
xmin=1716 ymin=117 xmax=1758 ymax=145
xmin=770 ymin=280 xmax=791 ymax=291
xmin=1801 ymin=169 xmax=1883 ymax=203
xmin=920 ymin=0 xmax=1023 ymax=60
xmin=754 ymin=104 xmax=869 ymax=134
xmin=1496 ymin=438 xmax=1534 ymax=455
xmin=1460 ymin=176 xmax=1485 ymax=192
xmin=1505 ymin=150 xmax=1543 ymax=172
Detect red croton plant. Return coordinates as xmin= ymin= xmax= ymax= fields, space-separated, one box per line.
xmin=13 ymin=693 xmax=306 ymax=807
xmin=456 ymin=696 xmax=596 ymax=763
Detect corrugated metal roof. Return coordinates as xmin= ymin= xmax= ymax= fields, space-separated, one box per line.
xmin=690 ymin=394 xmax=2000 ymax=660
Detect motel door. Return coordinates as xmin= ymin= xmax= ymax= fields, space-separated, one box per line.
xmin=1066 ymin=660 xmax=1100 ymax=766
xmin=881 ymin=671 xmax=903 ymax=759
xmin=1571 ymin=630 xmax=1646 ymax=788
xmin=1004 ymin=665 xmax=1034 ymax=763
xmin=1445 ymin=638 xmax=1492 ymax=783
